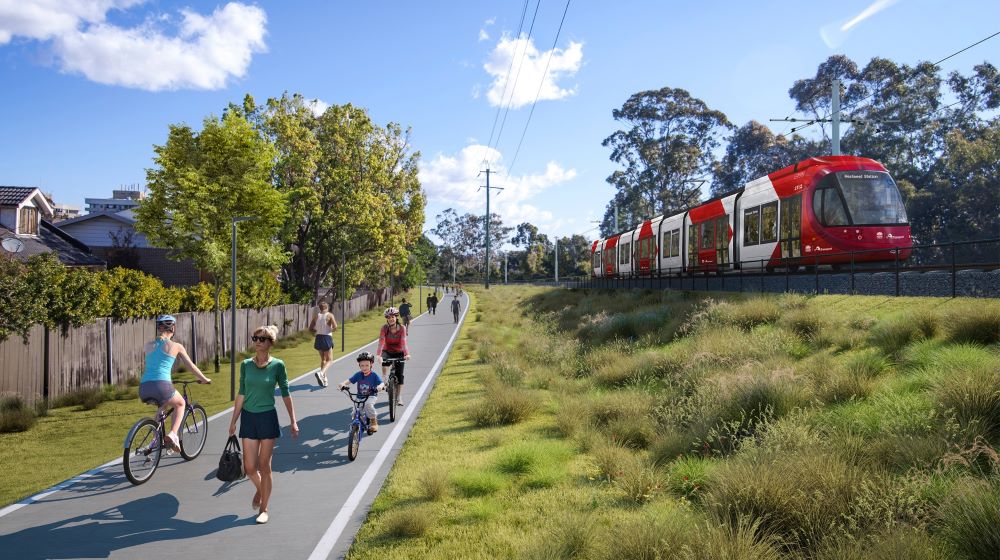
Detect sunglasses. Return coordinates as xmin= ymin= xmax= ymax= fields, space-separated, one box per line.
xmin=156 ymin=322 xmax=175 ymax=327
xmin=251 ymin=335 xmax=273 ymax=343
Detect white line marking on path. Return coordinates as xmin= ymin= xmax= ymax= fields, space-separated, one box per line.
xmin=0 ymin=307 xmax=434 ymax=520
xmin=307 ymin=295 xmax=469 ymax=560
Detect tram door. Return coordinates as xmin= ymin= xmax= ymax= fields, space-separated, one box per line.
xmin=779 ymin=195 xmax=802 ymax=261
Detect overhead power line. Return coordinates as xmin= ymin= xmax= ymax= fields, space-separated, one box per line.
xmin=504 ymin=0 xmax=572 ymax=180
xmin=488 ymin=0 xmax=543 ymax=169
xmin=480 ymin=0 xmax=530 ymax=166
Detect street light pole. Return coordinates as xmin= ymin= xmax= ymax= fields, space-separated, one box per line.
xmin=231 ymin=216 xmax=256 ymax=401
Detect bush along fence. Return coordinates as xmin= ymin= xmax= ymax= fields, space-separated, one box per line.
xmin=0 ymin=288 xmax=389 ymax=405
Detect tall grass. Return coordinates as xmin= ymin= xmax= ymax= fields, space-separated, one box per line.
xmin=944 ymin=305 xmax=1000 ymax=345
xmin=0 ymin=396 xmax=37 ymax=433
xmin=933 ymin=358 xmax=1000 ymax=440
xmin=382 ymin=505 xmax=434 ymax=538
xmin=936 ymin=478 xmax=1000 ymax=559
xmin=467 ymin=381 xmax=535 ymax=427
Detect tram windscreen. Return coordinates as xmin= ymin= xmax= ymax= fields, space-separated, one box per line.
xmin=836 ymin=171 xmax=908 ymax=225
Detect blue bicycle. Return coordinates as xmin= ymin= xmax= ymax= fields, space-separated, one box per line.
xmin=340 ymin=388 xmax=376 ymax=461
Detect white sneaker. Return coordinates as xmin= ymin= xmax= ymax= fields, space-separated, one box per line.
xmin=256 ymin=511 xmax=269 ymax=524
xmin=314 ymin=370 xmax=328 ymax=387
xmin=320 ymin=372 xmax=329 ymax=387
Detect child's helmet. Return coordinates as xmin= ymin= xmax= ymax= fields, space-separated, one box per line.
xmin=384 ymin=307 xmax=399 ymax=317
xmin=357 ymin=351 xmax=375 ymax=363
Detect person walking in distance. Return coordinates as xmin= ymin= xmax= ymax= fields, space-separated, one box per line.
xmin=138 ymin=315 xmax=211 ymax=453
xmin=228 ymin=325 xmax=299 ymax=525
xmin=309 ymin=301 xmax=338 ymax=387
xmin=399 ymin=297 xmax=413 ymax=329
xmin=376 ymin=307 xmax=410 ymax=406
xmin=426 ymin=292 xmax=433 ymax=316
xmin=451 ymin=294 xmax=461 ymax=323
xmin=429 ymin=292 xmax=439 ymax=315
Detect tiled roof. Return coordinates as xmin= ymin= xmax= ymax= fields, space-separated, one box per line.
xmin=0 ymin=186 xmax=37 ymax=206
xmin=0 ymin=221 xmax=105 ymax=267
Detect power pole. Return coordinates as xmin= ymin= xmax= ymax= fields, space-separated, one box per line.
xmin=554 ymin=238 xmax=559 ymax=283
xmin=770 ymin=79 xmax=898 ymax=155
xmin=504 ymin=253 xmax=508 ymax=284
xmin=479 ymin=166 xmax=503 ymax=289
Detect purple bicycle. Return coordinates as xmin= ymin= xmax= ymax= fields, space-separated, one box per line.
xmin=122 ymin=380 xmax=208 ymax=485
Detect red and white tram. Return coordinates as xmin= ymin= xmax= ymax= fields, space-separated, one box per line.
xmin=591 ymin=156 xmax=912 ymax=277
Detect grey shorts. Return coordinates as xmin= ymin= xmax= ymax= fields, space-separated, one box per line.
xmin=139 ymin=381 xmax=177 ymax=405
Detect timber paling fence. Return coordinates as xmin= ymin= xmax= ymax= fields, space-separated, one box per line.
xmin=0 ymin=288 xmax=390 ymax=405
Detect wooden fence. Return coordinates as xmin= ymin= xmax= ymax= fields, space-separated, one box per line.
xmin=0 ymin=288 xmax=390 ymax=404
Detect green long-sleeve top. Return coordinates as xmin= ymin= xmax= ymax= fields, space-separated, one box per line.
xmin=239 ymin=357 xmax=290 ymax=413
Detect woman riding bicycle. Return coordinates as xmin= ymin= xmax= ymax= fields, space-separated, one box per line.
xmin=375 ymin=307 xmax=410 ymax=406
xmin=138 ymin=315 xmax=211 ymax=452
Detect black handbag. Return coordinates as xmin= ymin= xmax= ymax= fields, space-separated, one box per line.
xmin=216 ymin=435 xmax=245 ymax=482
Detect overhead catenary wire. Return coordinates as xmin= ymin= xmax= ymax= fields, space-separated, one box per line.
xmin=479 ymin=0 xmax=530 ymax=166
xmin=503 ymin=0 xmax=572 ymax=181
xmin=487 ymin=0 xmax=544 ymax=170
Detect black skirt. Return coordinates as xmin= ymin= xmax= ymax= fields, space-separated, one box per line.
xmin=239 ymin=408 xmax=281 ymax=440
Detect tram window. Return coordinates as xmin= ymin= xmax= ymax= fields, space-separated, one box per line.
xmin=662 ymin=231 xmax=670 ymax=258
xmin=671 ymin=229 xmax=680 ymax=257
xmin=607 ymin=247 xmax=616 ymax=267
xmin=593 ymin=251 xmax=601 ymax=269
xmin=621 ymin=242 xmax=630 ymax=264
xmin=760 ymin=202 xmax=778 ymax=243
xmin=822 ymin=188 xmax=849 ymax=226
xmin=743 ymin=206 xmax=760 ymax=246
xmin=688 ymin=224 xmax=698 ymax=264
xmin=701 ymin=221 xmax=714 ymax=249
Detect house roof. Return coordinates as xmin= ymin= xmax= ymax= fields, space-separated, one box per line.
xmin=57 ymin=210 xmax=137 ymax=228
xmin=0 ymin=186 xmax=55 ymax=215
xmin=0 ymin=220 xmax=106 ymax=267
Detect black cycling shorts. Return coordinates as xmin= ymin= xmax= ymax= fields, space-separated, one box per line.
xmin=382 ymin=351 xmax=405 ymax=383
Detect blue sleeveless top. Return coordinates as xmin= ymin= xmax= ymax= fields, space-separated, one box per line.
xmin=141 ymin=339 xmax=176 ymax=383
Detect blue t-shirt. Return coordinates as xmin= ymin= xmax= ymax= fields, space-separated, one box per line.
xmin=348 ymin=371 xmax=383 ymax=397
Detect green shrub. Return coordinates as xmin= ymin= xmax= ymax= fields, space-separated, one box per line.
xmin=615 ymin=456 xmax=661 ymax=504
xmin=665 ymin=456 xmax=713 ymax=502
xmin=782 ymin=308 xmax=825 ymax=339
xmin=650 ymin=431 xmax=695 ymax=466
xmin=723 ymin=297 xmax=782 ymax=330
xmin=604 ymin=416 xmax=656 ymax=449
xmin=0 ymin=396 xmax=37 ymax=433
xmin=382 ymin=505 xmax=433 ymax=538
xmin=869 ymin=312 xmax=939 ymax=357
xmin=467 ymin=383 xmax=535 ymax=427
xmin=689 ymin=517 xmax=784 ymax=560
xmin=532 ymin=512 xmax=598 ymax=560
xmin=706 ymin=450 xmax=863 ymax=553
xmin=450 ymin=469 xmax=504 ymax=497
xmin=51 ymin=387 xmax=106 ymax=411
xmin=590 ymin=439 xmax=633 ymax=482
xmin=579 ymin=307 xmax=674 ymax=345
xmin=945 ymin=305 xmax=1000 ymax=345
xmin=816 ymin=527 xmax=949 ymax=560
xmin=933 ymin=359 xmax=1000 ymax=440
xmin=596 ymin=507 xmax=697 ymax=560
xmin=846 ymin=349 xmax=891 ymax=379
xmin=417 ymin=469 xmax=449 ymax=501
xmin=937 ymin=478 xmax=1000 ymax=559
xmin=492 ymin=357 xmax=526 ymax=386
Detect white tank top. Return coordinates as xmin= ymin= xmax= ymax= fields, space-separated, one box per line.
xmin=315 ymin=311 xmax=334 ymax=336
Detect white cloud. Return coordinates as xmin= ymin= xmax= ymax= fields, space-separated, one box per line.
xmin=418 ymin=144 xmax=576 ymax=228
xmin=484 ymin=35 xmax=582 ymax=109
xmin=471 ymin=83 xmax=481 ymax=99
xmin=478 ymin=28 xmax=489 ymax=42
xmin=484 ymin=17 xmax=495 ymax=26
xmin=307 ymin=98 xmax=329 ymax=117
xmin=0 ymin=1 xmax=267 ymax=90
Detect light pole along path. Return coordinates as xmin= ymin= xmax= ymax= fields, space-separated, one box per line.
xmin=0 ymin=290 xmax=471 ymax=560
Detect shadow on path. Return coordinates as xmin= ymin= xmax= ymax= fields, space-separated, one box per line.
xmin=0 ymin=493 xmax=243 ymax=560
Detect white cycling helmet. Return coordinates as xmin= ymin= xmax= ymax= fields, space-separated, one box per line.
xmin=384 ymin=307 xmax=399 ymax=318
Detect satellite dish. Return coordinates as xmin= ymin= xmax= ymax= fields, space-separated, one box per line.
xmin=2 ymin=238 xmax=25 ymax=254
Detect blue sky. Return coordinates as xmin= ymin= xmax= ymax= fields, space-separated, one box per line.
xmin=1 ymin=0 xmax=997 ymax=242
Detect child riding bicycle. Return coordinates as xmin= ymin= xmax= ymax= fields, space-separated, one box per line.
xmin=338 ymin=352 xmax=385 ymax=433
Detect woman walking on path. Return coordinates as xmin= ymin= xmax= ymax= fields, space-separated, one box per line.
xmin=228 ymin=325 xmax=299 ymax=525
xmin=309 ymin=301 xmax=338 ymax=387
xmin=139 ymin=315 xmax=211 ymax=452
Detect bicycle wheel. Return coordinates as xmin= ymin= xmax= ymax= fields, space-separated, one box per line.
xmin=387 ymin=377 xmax=397 ymax=422
xmin=347 ymin=424 xmax=360 ymax=461
xmin=180 ymin=403 xmax=208 ymax=460
xmin=123 ymin=418 xmax=163 ymax=485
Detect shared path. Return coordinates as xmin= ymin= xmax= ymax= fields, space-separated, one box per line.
xmin=0 ymin=292 xmax=469 ymax=560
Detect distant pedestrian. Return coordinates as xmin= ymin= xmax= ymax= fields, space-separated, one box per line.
xmin=451 ymin=295 xmax=461 ymax=323
xmin=429 ymin=292 xmax=438 ymax=315
xmin=228 ymin=325 xmax=299 ymax=525
xmin=309 ymin=301 xmax=338 ymax=387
